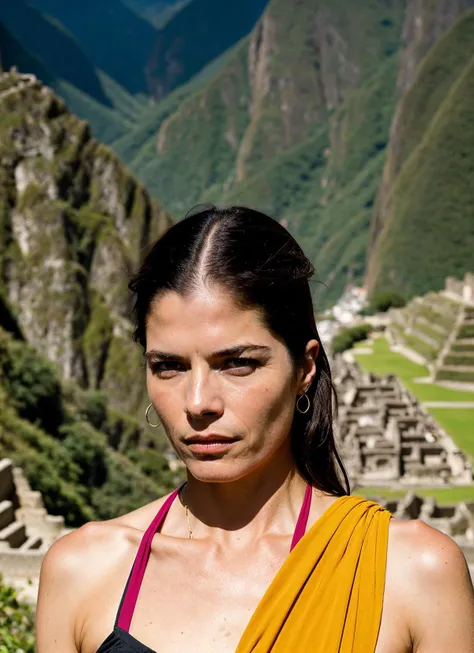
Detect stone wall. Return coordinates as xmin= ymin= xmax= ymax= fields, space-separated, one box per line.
xmin=444 ymin=272 xmax=474 ymax=304
xmin=333 ymin=359 xmax=473 ymax=487
xmin=0 ymin=458 xmax=67 ymax=602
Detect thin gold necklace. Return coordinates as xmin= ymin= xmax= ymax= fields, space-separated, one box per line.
xmin=182 ymin=484 xmax=194 ymax=539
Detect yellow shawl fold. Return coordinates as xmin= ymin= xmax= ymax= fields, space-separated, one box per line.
xmin=235 ymin=495 xmax=392 ymax=653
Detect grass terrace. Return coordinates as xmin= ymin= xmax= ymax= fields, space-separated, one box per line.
xmin=353 ymin=337 xmax=474 ymax=402
xmin=354 ymin=485 xmax=474 ymax=504
xmin=352 ymin=338 xmax=474 ymax=485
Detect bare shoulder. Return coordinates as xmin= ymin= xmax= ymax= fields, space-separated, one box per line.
xmin=386 ymin=518 xmax=474 ymax=652
xmin=36 ymin=493 xmax=174 ymax=652
xmin=40 ymin=490 xmax=172 ymax=582
xmin=387 ymin=517 xmax=471 ymax=579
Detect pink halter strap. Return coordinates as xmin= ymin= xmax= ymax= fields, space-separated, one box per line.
xmin=116 ymin=483 xmax=313 ymax=631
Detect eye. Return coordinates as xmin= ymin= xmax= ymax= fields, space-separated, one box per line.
xmin=223 ymin=357 xmax=260 ymax=375
xmin=149 ymin=361 xmax=184 ymax=377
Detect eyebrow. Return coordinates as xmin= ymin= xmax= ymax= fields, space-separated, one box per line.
xmin=144 ymin=344 xmax=272 ymax=362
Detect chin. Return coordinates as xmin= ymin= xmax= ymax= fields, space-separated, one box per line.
xmin=185 ymin=458 xmax=255 ymax=484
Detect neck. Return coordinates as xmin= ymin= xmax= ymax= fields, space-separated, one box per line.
xmin=180 ymin=454 xmax=311 ymax=544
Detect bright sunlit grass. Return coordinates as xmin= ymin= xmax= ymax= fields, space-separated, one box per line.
xmin=354 ymin=485 xmax=474 ymax=504
xmin=353 ymin=337 xmax=474 ymax=402
xmin=352 ymin=337 xmax=474 ymax=463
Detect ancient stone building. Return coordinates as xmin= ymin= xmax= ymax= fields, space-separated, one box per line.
xmin=387 ymin=272 xmax=474 ymax=383
xmin=333 ymin=359 xmax=473 ymax=487
xmin=0 ymin=458 xmax=68 ymax=603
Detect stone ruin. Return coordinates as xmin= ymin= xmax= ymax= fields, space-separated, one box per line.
xmin=332 ymin=358 xmax=473 ymax=487
xmin=445 ymin=271 xmax=474 ymax=304
xmin=0 ymin=457 xmax=68 ymax=603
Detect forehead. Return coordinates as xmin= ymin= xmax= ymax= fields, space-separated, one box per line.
xmin=145 ymin=286 xmax=275 ymax=352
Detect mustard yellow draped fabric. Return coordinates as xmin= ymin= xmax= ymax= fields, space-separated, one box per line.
xmin=235 ymin=495 xmax=392 ymax=653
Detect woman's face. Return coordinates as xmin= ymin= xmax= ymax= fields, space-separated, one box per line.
xmin=145 ymin=284 xmax=318 ymax=483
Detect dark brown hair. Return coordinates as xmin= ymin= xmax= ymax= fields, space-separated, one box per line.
xmin=128 ymin=205 xmax=349 ymax=496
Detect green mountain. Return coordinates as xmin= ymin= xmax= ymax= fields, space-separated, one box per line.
xmin=26 ymin=0 xmax=157 ymax=95
xmin=122 ymin=0 xmax=405 ymax=307
xmin=0 ymin=71 xmax=180 ymax=525
xmin=0 ymin=71 xmax=171 ymax=414
xmin=0 ymin=0 xmax=109 ymax=104
xmin=367 ymin=8 xmax=474 ymax=299
xmin=0 ymin=2 xmax=151 ymax=146
xmin=3 ymin=0 xmax=473 ymax=313
xmin=145 ymin=0 xmax=269 ymax=99
xmin=119 ymin=0 xmax=474 ymax=308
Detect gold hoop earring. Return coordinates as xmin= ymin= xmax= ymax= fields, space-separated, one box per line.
xmin=145 ymin=403 xmax=160 ymax=428
xmin=296 ymin=393 xmax=311 ymax=414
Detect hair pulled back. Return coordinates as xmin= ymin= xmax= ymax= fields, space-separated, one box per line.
xmin=129 ymin=205 xmax=349 ymax=497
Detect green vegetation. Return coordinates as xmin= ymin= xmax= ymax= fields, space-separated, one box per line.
xmin=0 ymin=575 xmax=35 ymax=653
xmin=0 ymin=326 xmax=177 ymax=527
xmin=113 ymin=0 xmax=404 ymax=307
xmin=369 ymin=291 xmax=407 ymax=312
xmin=0 ymin=76 xmax=169 ymax=413
xmin=368 ymin=10 xmax=474 ymax=299
xmin=360 ymin=291 xmax=407 ymax=315
xmin=458 ymin=324 xmax=474 ymax=339
xmin=145 ymin=0 xmax=267 ymax=99
xmin=21 ymin=0 xmax=157 ymax=95
xmin=444 ymin=354 xmax=474 ymax=366
xmin=0 ymin=4 xmax=154 ymax=146
xmin=429 ymin=409 xmax=474 ymax=461
xmin=355 ymin=486 xmax=474 ymax=504
xmin=55 ymin=80 xmax=134 ymax=145
xmin=436 ymin=370 xmax=474 ymax=383
xmin=353 ymin=337 xmax=474 ymax=462
xmin=0 ymin=1 xmax=110 ymax=104
xmin=452 ymin=343 xmax=474 ymax=353
xmin=332 ymin=324 xmax=373 ymax=354
xmin=353 ymin=337 xmax=474 ymax=402
xmin=386 ymin=292 xmax=461 ymax=363
xmin=0 ymin=331 xmax=65 ymax=435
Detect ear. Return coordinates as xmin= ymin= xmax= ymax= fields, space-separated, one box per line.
xmin=297 ymin=339 xmax=320 ymax=395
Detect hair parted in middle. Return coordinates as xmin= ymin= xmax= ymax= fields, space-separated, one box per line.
xmin=129 ymin=204 xmax=350 ymax=497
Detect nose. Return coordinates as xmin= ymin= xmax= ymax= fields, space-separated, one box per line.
xmin=184 ymin=366 xmax=224 ymax=420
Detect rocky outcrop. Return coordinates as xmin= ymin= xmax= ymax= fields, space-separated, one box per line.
xmin=0 ymin=71 xmax=171 ymax=413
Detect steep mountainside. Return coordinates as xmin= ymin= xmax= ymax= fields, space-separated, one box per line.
xmin=145 ymin=0 xmax=268 ymax=99
xmin=0 ymin=0 xmax=110 ymax=104
xmin=0 ymin=19 xmax=137 ymax=146
xmin=26 ymin=0 xmax=157 ymax=95
xmin=396 ymin=0 xmax=474 ymax=93
xmin=136 ymin=0 xmax=405 ymax=204
xmin=367 ymin=7 xmax=474 ymax=299
xmin=0 ymin=2 xmax=151 ymax=145
xmin=123 ymin=0 xmax=405 ymax=307
xmin=0 ymin=71 xmax=171 ymax=415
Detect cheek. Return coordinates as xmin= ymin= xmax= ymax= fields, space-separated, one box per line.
xmin=235 ymin=378 xmax=296 ymax=438
xmin=147 ymin=375 xmax=181 ymax=421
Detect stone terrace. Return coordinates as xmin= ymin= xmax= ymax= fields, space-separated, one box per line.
xmin=333 ymin=359 xmax=473 ymax=487
xmin=0 ymin=458 xmax=67 ymax=603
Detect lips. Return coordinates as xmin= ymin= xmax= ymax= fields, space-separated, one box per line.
xmin=184 ymin=434 xmax=239 ymax=454
xmin=185 ymin=434 xmax=236 ymax=444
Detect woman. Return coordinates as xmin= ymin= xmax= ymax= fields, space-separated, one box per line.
xmin=36 ymin=206 xmax=474 ymax=653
